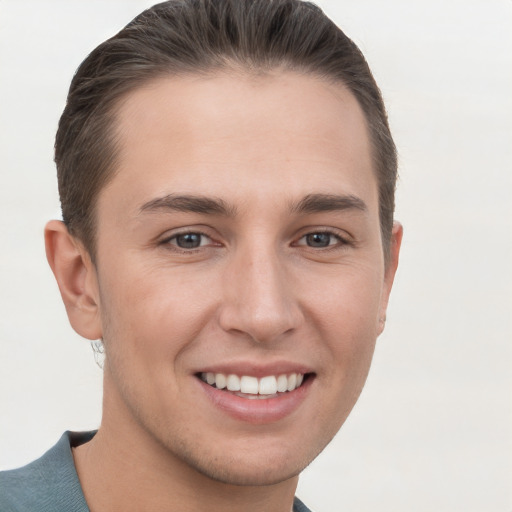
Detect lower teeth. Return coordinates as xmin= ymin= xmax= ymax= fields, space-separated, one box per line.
xmin=234 ymin=391 xmax=280 ymax=399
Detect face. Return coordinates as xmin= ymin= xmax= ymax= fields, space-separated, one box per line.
xmin=89 ymin=71 xmax=400 ymax=486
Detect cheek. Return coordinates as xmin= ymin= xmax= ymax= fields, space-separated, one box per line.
xmin=308 ymin=265 xmax=383 ymax=387
xmin=98 ymin=262 xmax=220 ymax=368
xmin=307 ymin=262 xmax=384 ymax=335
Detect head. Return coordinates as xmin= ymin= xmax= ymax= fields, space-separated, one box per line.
xmin=55 ymin=0 xmax=397 ymax=263
xmin=46 ymin=0 xmax=402 ymax=490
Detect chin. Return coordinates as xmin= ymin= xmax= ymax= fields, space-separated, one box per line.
xmin=164 ymin=431 xmax=326 ymax=487
xmin=191 ymin=454 xmax=306 ymax=487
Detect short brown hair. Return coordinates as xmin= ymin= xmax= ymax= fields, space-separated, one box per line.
xmin=55 ymin=0 xmax=397 ymax=260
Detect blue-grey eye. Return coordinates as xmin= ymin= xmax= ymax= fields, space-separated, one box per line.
xmin=305 ymin=233 xmax=333 ymax=247
xmin=174 ymin=233 xmax=204 ymax=249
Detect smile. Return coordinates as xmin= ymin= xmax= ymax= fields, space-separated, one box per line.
xmin=199 ymin=372 xmax=305 ymax=399
xmin=196 ymin=369 xmax=314 ymax=424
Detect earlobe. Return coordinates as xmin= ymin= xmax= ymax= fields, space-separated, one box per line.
xmin=44 ymin=220 xmax=103 ymax=340
xmin=377 ymin=221 xmax=403 ymax=336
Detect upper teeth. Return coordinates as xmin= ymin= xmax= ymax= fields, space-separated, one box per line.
xmin=201 ymin=372 xmax=304 ymax=395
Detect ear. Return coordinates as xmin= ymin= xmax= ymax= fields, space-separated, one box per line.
xmin=45 ymin=220 xmax=103 ymax=340
xmin=377 ymin=221 xmax=403 ymax=336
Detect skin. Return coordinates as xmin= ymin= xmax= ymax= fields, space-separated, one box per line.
xmin=45 ymin=71 xmax=402 ymax=512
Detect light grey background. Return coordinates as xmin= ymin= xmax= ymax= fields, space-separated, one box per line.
xmin=1 ymin=1 xmax=511 ymax=510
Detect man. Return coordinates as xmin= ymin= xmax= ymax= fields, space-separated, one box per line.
xmin=0 ymin=1 xmax=402 ymax=511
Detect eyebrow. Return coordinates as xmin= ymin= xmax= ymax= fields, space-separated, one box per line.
xmin=139 ymin=194 xmax=236 ymax=216
xmin=138 ymin=192 xmax=367 ymax=217
xmin=291 ymin=193 xmax=367 ymax=214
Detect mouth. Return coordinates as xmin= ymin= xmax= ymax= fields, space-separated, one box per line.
xmin=197 ymin=371 xmax=309 ymax=399
xmin=196 ymin=368 xmax=315 ymax=424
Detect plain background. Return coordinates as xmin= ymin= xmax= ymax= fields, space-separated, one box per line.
xmin=1 ymin=1 xmax=511 ymax=510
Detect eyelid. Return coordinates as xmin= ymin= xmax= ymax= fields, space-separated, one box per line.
xmin=159 ymin=228 xmax=219 ymax=249
xmin=293 ymin=227 xmax=352 ymax=249
xmin=295 ymin=227 xmax=347 ymax=240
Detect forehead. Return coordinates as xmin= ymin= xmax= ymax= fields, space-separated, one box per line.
xmin=103 ymin=70 xmax=376 ymax=215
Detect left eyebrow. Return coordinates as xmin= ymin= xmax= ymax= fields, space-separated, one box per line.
xmin=139 ymin=194 xmax=237 ymax=216
xmin=291 ymin=193 xmax=368 ymax=214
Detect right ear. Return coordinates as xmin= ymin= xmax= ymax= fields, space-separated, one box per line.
xmin=44 ymin=220 xmax=103 ymax=340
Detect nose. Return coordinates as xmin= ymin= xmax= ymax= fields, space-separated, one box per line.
xmin=218 ymin=245 xmax=303 ymax=344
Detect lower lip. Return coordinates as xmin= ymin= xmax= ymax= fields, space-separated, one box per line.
xmin=197 ymin=376 xmax=313 ymax=425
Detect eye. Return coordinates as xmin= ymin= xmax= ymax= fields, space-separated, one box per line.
xmin=296 ymin=231 xmax=343 ymax=248
xmin=167 ymin=232 xmax=212 ymax=249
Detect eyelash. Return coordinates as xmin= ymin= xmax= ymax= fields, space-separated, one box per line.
xmin=160 ymin=230 xmax=215 ymax=252
xmin=294 ymin=229 xmax=350 ymax=250
xmin=160 ymin=228 xmax=350 ymax=253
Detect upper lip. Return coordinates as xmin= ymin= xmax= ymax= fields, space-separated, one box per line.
xmin=194 ymin=361 xmax=314 ymax=378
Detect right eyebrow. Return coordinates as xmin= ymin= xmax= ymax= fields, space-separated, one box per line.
xmin=138 ymin=194 xmax=237 ymax=217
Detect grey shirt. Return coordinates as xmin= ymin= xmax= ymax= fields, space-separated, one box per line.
xmin=0 ymin=432 xmax=312 ymax=512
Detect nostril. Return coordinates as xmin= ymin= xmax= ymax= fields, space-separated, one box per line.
xmin=217 ymin=269 xmax=303 ymax=343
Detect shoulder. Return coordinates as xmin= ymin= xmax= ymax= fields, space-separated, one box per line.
xmin=0 ymin=431 xmax=94 ymax=512
xmin=294 ymin=496 xmax=314 ymax=512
